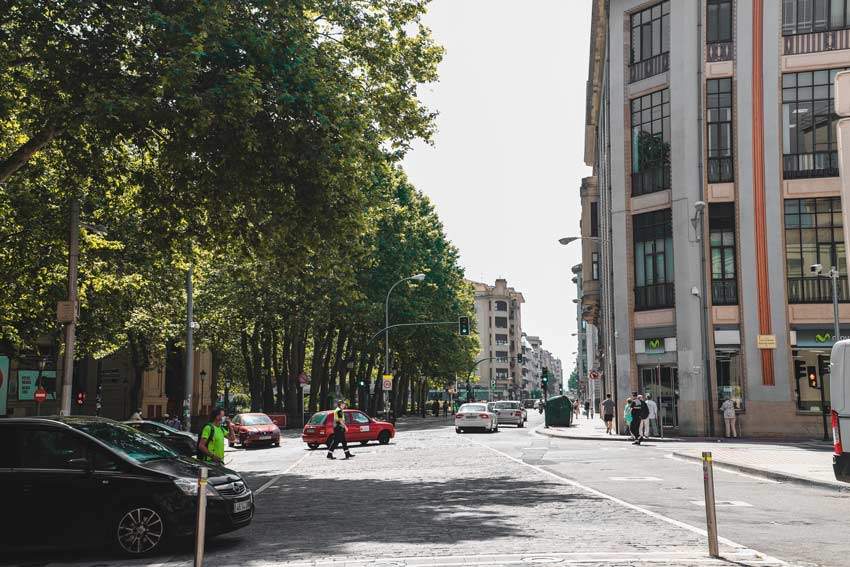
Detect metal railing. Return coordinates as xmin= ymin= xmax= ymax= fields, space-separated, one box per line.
xmin=706 ymin=41 xmax=734 ymax=62
xmin=783 ymin=151 xmax=839 ymax=179
xmin=783 ymin=28 xmax=850 ymax=55
xmin=631 ymin=165 xmax=671 ymax=196
xmin=787 ymin=276 xmax=849 ymax=303
xmin=711 ymin=279 xmax=737 ymax=305
xmin=707 ymin=156 xmax=734 ymax=184
xmin=634 ymin=282 xmax=675 ymax=311
xmin=629 ymin=52 xmax=670 ymax=83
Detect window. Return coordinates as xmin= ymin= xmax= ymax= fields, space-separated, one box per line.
xmin=18 ymin=428 xmax=88 ymax=469
xmin=590 ymin=201 xmax=599 ymax=237
xmin=495 ymin=369 xmax=509 ymax=380
xmin=709 ymin=203 xmax=738 ymax=305
xmin=495 ymin=334 xmax=508 ymax=345
xmin=633 ymin=209 xmax=675 ymax=310
xmin=631 ymin=89 xmax=671 ymax=196
xmin=352 ymin=412 xmax=370 ymax=424
xmin=782 ymin=68 xmax=847 ymax=178
xmin=591 ymin=252 xmax=599 ymax=281
xmin=706 ymin=79 xmax=734 ymax=183
xmin=494 ymin=317 xmax=508 ymax=328
xmin=496 ymin=351 xmax=509 ymax=362
xmin=716 ymin=350 xmax=744 ymax=409
xmin=783 ymin=0 xmax=850 ymax=35
xmin=494 ymin=300 xmax=507 ymax=311
xmin=707 ymin=0 xmax=734 ymax=42
xmin=785 ymin=197 xmax=849 ymax=302
xmin=630 ymin=2 xmax=670 ymax=82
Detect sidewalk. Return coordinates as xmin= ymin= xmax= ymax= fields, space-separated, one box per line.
xmin=536 ymin=413 xmax=680 ymax=442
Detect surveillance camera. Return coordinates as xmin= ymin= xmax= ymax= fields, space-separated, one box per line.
xmin=694 ymin=201 xmax=707 ymax=212
xmin=810 ymin=264 xmax=823 ymax=275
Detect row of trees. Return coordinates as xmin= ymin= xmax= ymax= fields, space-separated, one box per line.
xmin=0 ymin=0 xmax=478 ymax=415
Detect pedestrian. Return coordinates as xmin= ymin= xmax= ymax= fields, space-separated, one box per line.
xmin=623 ymin=397 xmax=633 ymax=438
xmin=443 ymin=400 xmax=449 ymax=417
xmin=721 ymin=397 xmax=738 ymax=438
xmin=637 ymin=394 xmax=652 ymax=439
xmin=630 ymin=393 xmax=647 ymax=445
xmin=584 ymin=399 xmax=591 ymax=419
xmin=327 ymin=400 xmax=354 ymax=460
xmin=129 ymin=408 xmax=143 ymax=421
xmin=572 ymin=399 xmax=580 ymax=418
xmin=644 ymin=394 xmax=659 ymax=437
xmin=600 ymin=394 xmax=615 ymax=435
xmin=433 ymin=399 xmax=440 ymax=417
xmin=198 ymin=407 xmax=235 ymax=465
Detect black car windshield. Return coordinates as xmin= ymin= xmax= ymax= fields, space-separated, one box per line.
xmin=240 ymin=414 xmax=272 ymax=425
xmin=74 ymin=422 xmax=177 ymax=463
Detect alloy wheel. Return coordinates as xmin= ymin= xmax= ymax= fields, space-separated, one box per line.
xmin=117 ymin=507 xmax=164 ymax=555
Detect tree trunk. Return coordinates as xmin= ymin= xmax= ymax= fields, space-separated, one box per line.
xmin=261 ymin=326 xmax=275 ymax=411
xmin=127 ymin=332 xmax=148 ymax=416
xmin=249 ymin=326 xmax=263 ymax=411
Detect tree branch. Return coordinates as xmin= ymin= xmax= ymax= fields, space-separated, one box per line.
xmin=0 ymin=123 xmax=64 ymax=185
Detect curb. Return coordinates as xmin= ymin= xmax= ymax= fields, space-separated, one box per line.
xmin=534 ymin=425 xmax=681 ymax=443
xmin=671 ymin=451 xmax=849 ymax=493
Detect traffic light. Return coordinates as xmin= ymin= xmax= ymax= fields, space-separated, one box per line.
xmin=458 ymin=316 xmax=470 ymax=336
xmin=808 ymin=365 xmax=818 ymax=389
xmin=818 ymin=355 xmax=831 ymax=377
xmin=75 ymin=391 xmax=86 ymax=405
xmin=516 ymin=353 xmax=523 ymax=364
xmin=541 ymin=367 xmax=549 ymax=385
xmin=795 ymin=359 xmax=807 ymax=381
xmin=358 ymin=378 xmax=366 ymax=389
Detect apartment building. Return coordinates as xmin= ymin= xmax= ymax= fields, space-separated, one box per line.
xmin=471 ymin=279 xmax=525 ymax=400
xmin=584 ymin=0 xmax=849 ymax=436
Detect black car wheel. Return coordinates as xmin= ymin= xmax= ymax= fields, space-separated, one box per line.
xmin=456 ymin=427 xmax=462 ymax=434
xmin=115 ymin=505 xmax=165 ymax=555
xmin=307 ymin=442 xmax=319 ymax=450
xmin=378 ymin=430 xmax=391 ymax=445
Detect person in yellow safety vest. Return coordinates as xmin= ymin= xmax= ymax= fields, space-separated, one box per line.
xmin=327 ymin=400 xmax=354 ymax=460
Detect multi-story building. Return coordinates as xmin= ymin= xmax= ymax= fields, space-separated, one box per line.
xmin=584 ymin=0 xmax=850 ymax=437
xmin=471 ymin=279 xmax=525 ymax=400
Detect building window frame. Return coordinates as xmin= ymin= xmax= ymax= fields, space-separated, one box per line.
xmin=707 ymin=0 xmax=734 ymax=43
xmin=631 ymin=89 xmax=671 ymax=196
xmin=716 ymin=349 xmax=744 ymax=410
xmin=633 ymin=209 xmax=675 ymax=311
xmin=706 ymin=78 xmax=734 ymax=183
xmin=783 ymin=0 xmax=850 ymax=36
xmin=709 ymin=203 xmax=738 ymax=305
xmin=591 ymin=252 xmax=599 ymax=281
xmin=629 ymin=1 xmax=670 ymax=83
xmin=590 ymin=201 xmax=599 ymax=238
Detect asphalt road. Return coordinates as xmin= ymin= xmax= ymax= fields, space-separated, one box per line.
xmin=20 ymin=413 xmax=849 ymax=567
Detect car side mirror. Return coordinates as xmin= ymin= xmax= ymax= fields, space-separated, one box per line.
xmin=68 ymin=457 xmax=92 ymax=471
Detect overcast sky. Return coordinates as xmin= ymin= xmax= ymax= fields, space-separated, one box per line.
xmin=403 ymin=0 xmax=592 ymax=367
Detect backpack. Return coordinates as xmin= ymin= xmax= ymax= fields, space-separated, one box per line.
xmin=639 ymin=401 xmax=650 ymax=420
xmin=196 ymin=422 xmax=216 ymax=459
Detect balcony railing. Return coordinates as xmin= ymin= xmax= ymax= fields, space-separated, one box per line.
xmin=629 ymin=52 xmax=670 ymax=84
xmin=634 ymin=282 xmax=675 ymax=311
xmin=706 ymin=41 xmax=734 ymax=62
xmin=711 ymin=279 xmax=738 ymax=306
xmin=783 ymin=151 xmax=839 ymax=179
xmin=631 ymin=165 xmax=671 ymax=196
xmin=707 ymin=156 xmax=734 ymax=183
xmin=787 ymin=276 xmax=849 ymax=303
xmin=783 ymin=28 xmax=850 ymax=55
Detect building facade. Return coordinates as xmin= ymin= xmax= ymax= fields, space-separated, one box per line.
xmin=584 ymin=0 xmax=848 ymax=437
xmin=471 ymin=279 xmax=526 ymax=400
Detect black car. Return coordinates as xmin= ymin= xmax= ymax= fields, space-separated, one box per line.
xmin=0 ymin=416 xmax=253 ymax=555
xmin=123 ymin=420 xmax=198 ymax=457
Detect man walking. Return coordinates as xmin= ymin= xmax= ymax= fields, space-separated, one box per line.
xmin=198 ymin=407 xmax=236 ymax=465
xmin=629 ymin=393 xmax=646 ymax=445
xmin=327 ymin=400 xmax=354 ymax=460
xmin=600 ymin=394 xmax=615 ymax=435
xmin=643 ymin=394 xmax=659 ymax=437
xmin=584 ymin=399 xmax=591 ymax=419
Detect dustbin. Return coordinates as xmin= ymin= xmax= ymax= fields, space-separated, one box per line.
xmin=544 ymin=395 xmax=573 ymax=427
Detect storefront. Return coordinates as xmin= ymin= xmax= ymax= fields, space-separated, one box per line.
xmin=790 ymin=328 xmax=848 ymax=413
xmin=635 ymin=337 xmax=679 ymax=429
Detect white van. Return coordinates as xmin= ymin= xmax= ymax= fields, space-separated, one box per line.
xmin=829 ymin=340 xmax=850 ymax=482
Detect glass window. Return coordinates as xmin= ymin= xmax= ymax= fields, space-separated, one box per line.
xmin=308 ymin=412 xmax=328 ymax=425
xmin=785 ymin=197 xmax=847 ymax=302
xmin=18 ymin=428 xmax=89 ymax=469
xmin=72 ymin=422 xmax=176 ymax=464
xmin=494 ymin=301 xmax=507 ymax=311
xmin=633 ymin=209 xmax=674 ymax=310
xmin=631 ymin=89 xmax=671 ymax=195
xmin=0 ymin=426 xmax=17 ymax=468
xmin=590 ymin=201 xmax=599 ymax=237
xmin=707 ymin=0 xmax=733 ymax=43
xmin=352 ymin=412 xmax=370 ymax=424
xmin=495 ymin=334 xmax=508 ymax=345
xmin=495 ymin=369 xmax=509 ymax=379
xmin=630 ymin=2 xmax=670 ymax=64
xmin=709 ymin=203 xmax=738 ymax=305
xmin=495 ymin=317 xmax=508 ymax=328
xmin=592 ymin=252 xmax=599 ymax=281
xmin=784 ymin=0 xmax=850 ymax=34
xmin=716 ymin=351 xmax=744 ymax=409
xmin=706 ymin=78 xmax=734 ymax=183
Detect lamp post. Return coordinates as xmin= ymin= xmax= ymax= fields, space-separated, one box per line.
xmin=384 ymin=273 xmax=426 ymax=417
xmin=199 ymin=370 xmax=207 ymax=415
xmin=36 ymin=356 xmax=47 ymax=417
xmin=224 ymin=376 xmax=232 ymax=416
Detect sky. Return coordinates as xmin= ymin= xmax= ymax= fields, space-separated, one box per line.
xmin=403 ymin=0 xmax=593 ymax=367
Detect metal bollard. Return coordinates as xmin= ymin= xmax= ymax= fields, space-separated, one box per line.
xmin=194 ymin=467 xmax=208 ymax=567
xmin=702 ymin=452 xmax=719 ymax=558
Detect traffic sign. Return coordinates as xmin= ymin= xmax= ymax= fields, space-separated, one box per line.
xmin=34 ymin=387 xmax=47 ymax=403
xmin=382 ymin=374 xmax=393 ymax=391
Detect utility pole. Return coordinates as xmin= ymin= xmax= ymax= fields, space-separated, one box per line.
xmin=59 ymin=199 xmax=79 ymax=416
xmin=184 ymin=260 xmax=194 ymax=431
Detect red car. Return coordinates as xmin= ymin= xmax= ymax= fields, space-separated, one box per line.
xmin=231 ymin=412 xmax=281 ymax=448
xmin=302 ymin=409 xmax=395 ymax=449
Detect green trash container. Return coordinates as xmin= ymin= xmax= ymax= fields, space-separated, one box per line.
xmin=544 ymin=395 xmax=573 ymax=427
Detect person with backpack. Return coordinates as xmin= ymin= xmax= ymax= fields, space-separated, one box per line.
xmin=630 ymin=393 xmax=648 ymax=445
xmin=198 ymin=407 xmax=235 ymax=465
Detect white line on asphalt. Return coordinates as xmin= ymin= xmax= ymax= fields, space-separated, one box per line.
xmin=665 ymin=453 xmax=781 ymax=483
xmin=469 ymin=438 xmax=787 ymax=566
xmin=609 ymin=476 xmax=663 ymax=481
xmin=255 ymin=452 xmax=309 ymax=495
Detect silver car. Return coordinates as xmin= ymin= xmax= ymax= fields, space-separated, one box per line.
xmin=455 ymin=403 xmax=498 ymax=433
xmin=489 ymin=401 xmax=526 ymax=427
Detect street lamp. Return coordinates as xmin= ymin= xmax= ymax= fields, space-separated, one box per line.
xmin=384 ymin=273 xmax=426 ymax=416
xmin=199 ymin=370 xmax=207 ymax=415
xmin=559 ymin=236 xmax=600 ymax=246
xmin=224 ymin=376 xmax=232 ymax=416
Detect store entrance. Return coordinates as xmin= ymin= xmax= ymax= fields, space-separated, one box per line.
xmin=639 ymin=365 xmax=679 ymax=430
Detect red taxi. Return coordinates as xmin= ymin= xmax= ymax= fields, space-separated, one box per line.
xmin=231 ymin=412 xmax=281 ymax=448
xmin=302 ymin=409 xmax=395 ymax=449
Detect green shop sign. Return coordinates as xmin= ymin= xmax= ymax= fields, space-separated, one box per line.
xmin=644 ymin=338 xmax=665 ymax=354
xmin=796 ymin=329 xmax=850 ymax=348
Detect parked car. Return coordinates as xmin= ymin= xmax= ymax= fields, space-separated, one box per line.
xmin=0 ymin=416 xmax=253 ymax=556
xmin=123 ymin=420 xmax=197 ymax=457
xmin=302 ymin=409 xmax=395 ymax=449
xmin=455 ymin=403 xmax=498 ymax=433
xmin=231 ymin=413 xmax=281 ymax=448
xmin=489 ymin=400 xmax=526 ymax=427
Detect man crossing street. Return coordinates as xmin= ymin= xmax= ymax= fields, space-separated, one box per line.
xmin=327 ymin=400 xmax=355 ymax=460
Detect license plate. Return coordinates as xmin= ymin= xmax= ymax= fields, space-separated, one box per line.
xmin=259 ymin=435 xmax=271 ymax=440
xmin=233 ymin=500 xmax=251 ymax=513
xmin=360 ymin=425 xmax=370 ymax=432
xmin=306 ymin=427 xmax=315 ymax=433
xmin=465 ymin=416 xmax=477 ymax=419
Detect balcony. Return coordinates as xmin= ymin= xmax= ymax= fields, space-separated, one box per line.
xmin=707 ymin=156 xmax=734 ymax=184
xmin=783 ymin=28 xmax=850 ymax=55
xmin=711 ymin=279 xmax=738 ymax=306
xmin=783 ymin=152 xmax=839 ymax=179
xmin=634 ymin=282 xmax=675 ymax=311
xmin=787 ymin=276 xmax=849 ymax=303
xmin=706 ymin=41 xmax=734 ymax=62
xmin=631 ymin=165 xmax=671 ymax=196
xmin=629 ymin=52 xmax=669 ymax=84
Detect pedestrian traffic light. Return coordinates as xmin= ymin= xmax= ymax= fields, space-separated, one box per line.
xmin=818 ymin=355 xmax=831 ymax=377
xmin=542 ymin=368 xmax=549 ymax=385
xmin=808 ymin=366 xmax=818 ymax=389
xmin=75 ymin=391 xmax=86 ymax=405
xmin=458 ymin=316 xmax=470 ymax=336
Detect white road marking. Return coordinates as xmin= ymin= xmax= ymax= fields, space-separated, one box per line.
xmin=665 ymin=453 xmax=781 ymax=483
xmin=255 ymin=452 xmax=309 ymax=495
xmin=609 ymin=475 xmax=663 ymax=481
xmin=468 ymin=438 xmax=786 ymax=566
xmin=690 ymin=500 xmax=754 ymax=507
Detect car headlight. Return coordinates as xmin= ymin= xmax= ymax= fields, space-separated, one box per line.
xmin=174 ymin=477 xmax=219 ymax=497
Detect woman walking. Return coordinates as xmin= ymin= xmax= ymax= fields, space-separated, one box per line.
xmin=623 ymin=397 xmax=633 ymax=438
